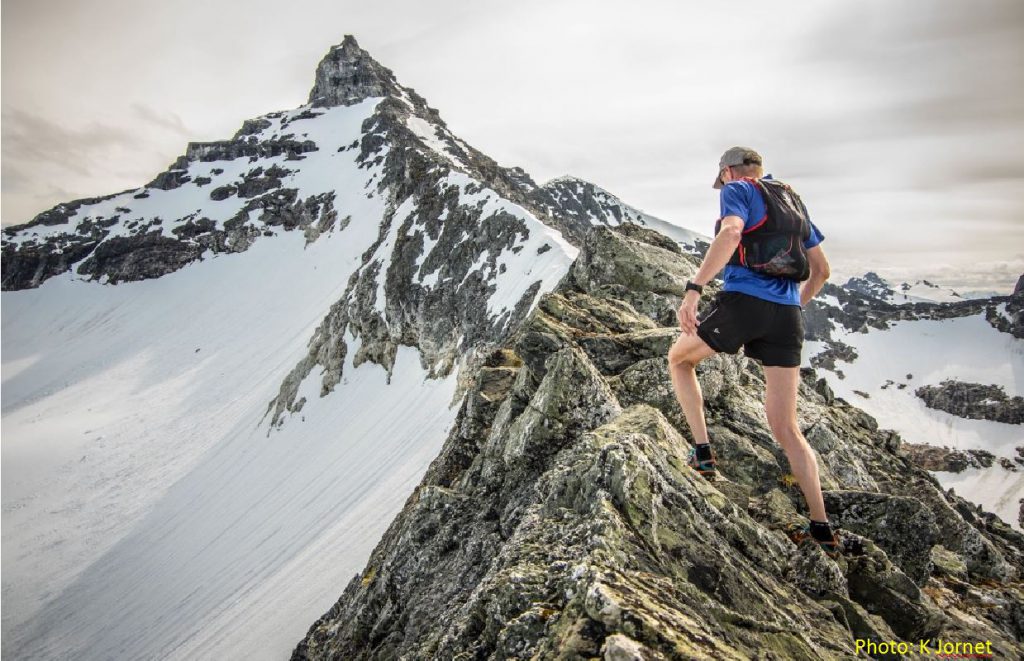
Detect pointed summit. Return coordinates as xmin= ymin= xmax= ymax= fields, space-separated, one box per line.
xmin=307 ymin=35 xmax=402 ymax=108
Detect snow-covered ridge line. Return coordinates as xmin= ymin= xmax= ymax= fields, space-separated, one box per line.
xmin=1 ymin=95 xmax=393 ymax=296
xmin=541 ymin=174 xmax=707 ymax=248
xmin=842 ymin=270 xmax=992 ymax=305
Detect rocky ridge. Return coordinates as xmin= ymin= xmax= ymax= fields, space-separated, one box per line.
xmin=540 ymin=176 xmax=707 ymax=250
xmin=292 ymin=224 xmax=1024 ymax=660
xmin=915 ymin=381 xmax=1024 ymax=425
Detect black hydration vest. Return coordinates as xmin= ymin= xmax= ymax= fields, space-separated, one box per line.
xmin=714 ymin=177 xmax=811 ymax=282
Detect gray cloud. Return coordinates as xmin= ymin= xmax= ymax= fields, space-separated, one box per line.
xmin=131 ymin=103 xmax=191 ymax=137
xmin=777 ymin=1 xmax=1024 ymax=186
xmin=1 ymin=106 xmax=139 ymax=181
xmin=0 ymin=163 xmax=32 ymax=193
xmin=0 ymin=105 xmax=179 ymax=224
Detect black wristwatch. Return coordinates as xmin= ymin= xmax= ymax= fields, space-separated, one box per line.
xmin=685 ymin=281 xmax=704 ymax=295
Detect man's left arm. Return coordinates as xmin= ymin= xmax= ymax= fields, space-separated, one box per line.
xmin=800 ymin=244 xmax=831 ymax=307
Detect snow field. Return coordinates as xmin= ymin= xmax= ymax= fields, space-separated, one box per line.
xmin=803 ymin=313 xmax=1023 ymax=529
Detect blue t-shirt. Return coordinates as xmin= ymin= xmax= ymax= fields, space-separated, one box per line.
xmin=718 ymin=175 xmax=824 ymax=306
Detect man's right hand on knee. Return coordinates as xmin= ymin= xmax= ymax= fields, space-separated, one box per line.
xmin=678 ymin=290 xmax=700 ymax=335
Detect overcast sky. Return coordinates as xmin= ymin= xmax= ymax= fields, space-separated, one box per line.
xmin=3 ymin=0 xmax=1023 ymax=292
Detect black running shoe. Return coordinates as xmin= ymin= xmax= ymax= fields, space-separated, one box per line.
xmin=786 ymin=522 xmax=843 ymax=559
xmin=687 ymin=446 xmax=717 ymax=479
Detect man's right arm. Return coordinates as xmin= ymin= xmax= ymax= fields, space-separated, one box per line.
xmin=677 ymin=215 xmax=743 ymax=334
xmin=692 ymin=215 xmax=744 ymax=287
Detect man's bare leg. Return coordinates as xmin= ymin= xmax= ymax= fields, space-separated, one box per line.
xmin=667 ymin=334 xmax=718 ymax=444
xmin=763 ymin=365 xmax=828 ymax=522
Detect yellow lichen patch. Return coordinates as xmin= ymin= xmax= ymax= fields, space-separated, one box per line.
xmin=361 ymin=566 xmax=377 ymax=587
xmin=922 ymin=584 xmax=953 ymax=608
xmin=778 ymin=473 xmax=799 ymax=488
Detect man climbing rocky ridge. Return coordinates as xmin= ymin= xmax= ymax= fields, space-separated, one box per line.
xmin=292 ymin=223 xmax=1024 ymax=660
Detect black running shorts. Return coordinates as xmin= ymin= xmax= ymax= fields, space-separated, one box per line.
xmin=696 ymin=291 xmax=804 ymax=368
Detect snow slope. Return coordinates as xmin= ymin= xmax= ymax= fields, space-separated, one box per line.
xmin=892 ymin=280 xmax=965 ymax=304
xmin=2 ymin=224 xmax=463 ymax=659
xmin=804 ymin=313 xmax=1024 ymax=529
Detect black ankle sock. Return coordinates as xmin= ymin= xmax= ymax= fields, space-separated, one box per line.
xmin=809 ymin=519 xmax=834 ymax=542
xmin=694 ymin=442 xmax=713 ymax=462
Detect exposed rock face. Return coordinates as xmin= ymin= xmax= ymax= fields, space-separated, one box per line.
xmin=843 ymin=272 xmax=894 ymax=301
xmin=1 ymin=143 xmax=327 ymax=290
xmin=987 ymin=294 xmax=1024 ymax=339
xmin=291 ymin=225 xmax=1024 ymax=660
xmin=808 ymin=340 xmax=857 ymax=377
xmin=1 ymin=193 xmax=124 ymax=290
xmin=822 ymin=491 xmax=938 ymax=586
xmin=901 ymin=443 xmax=1003 ymax=473
xmin=307 ymin=35 xmax=405 ymax=108
xmin=916 ymin=380 xmax=1024 ymax=425
xmin=540 ymin=176 xmax=707 ymax=250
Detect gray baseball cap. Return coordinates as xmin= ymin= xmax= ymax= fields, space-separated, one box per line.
xmin=713 ymin=146 xmax=762 ymax=189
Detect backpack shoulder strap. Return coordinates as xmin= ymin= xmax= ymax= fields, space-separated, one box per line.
xmin=739 ymin=178 xmax=769 ymax=233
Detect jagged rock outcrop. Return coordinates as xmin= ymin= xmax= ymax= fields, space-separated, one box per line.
xmin=902 ymin=443 xmax=1001 ymax=473
xmin=987 ymin=288 xmax=1024 ymax=339
xmin=842 ymin=272 xmax=894 ymax=301
xmin=808 ymin=340 xmax=858 ymax=378
xmin=308 ymin=35 xmax=406 ymax=108
xmin=916 ymin=380 xmax=1024 ymax=425
xmin=291 ymin=225 xmax=1024 ymax=660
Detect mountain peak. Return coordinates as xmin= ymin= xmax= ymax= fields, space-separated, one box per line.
xmin=542 ymin=174 xmax=586 ymax=187
xmin=307 ymin=34 xmax=402 ymax=108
